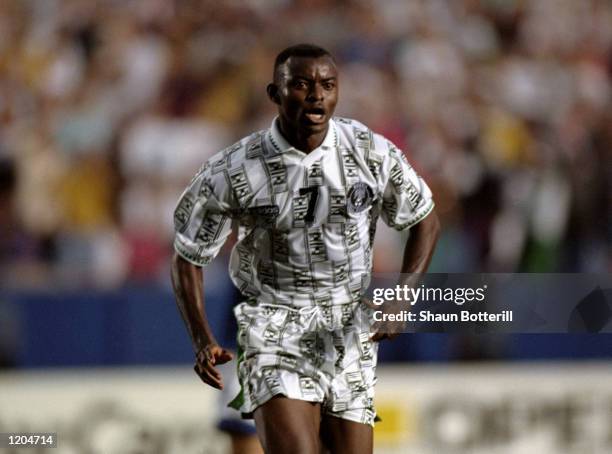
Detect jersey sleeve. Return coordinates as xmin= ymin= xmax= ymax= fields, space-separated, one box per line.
xmin=378 ymin=140 xmax=435 ymax=231
xmin=173 ymin=160 xmax=236 ymax=267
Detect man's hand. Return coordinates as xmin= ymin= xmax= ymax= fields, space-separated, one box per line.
xmin=171 ymin=254 xmax=234 ymax=389
xmin=363 ymin=298 xmax=407 ymax=342
xmin=369 ymin=300 xmax=407 ymax=342
xmin=370 ymin=332 xmax=400 ymax=342
xmin=193 ymin=344 xmax=234 ymax=390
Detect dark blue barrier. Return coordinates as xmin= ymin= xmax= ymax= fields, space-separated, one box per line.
xmin=0 ymin=286 xmax=193 ymax=367
xmin=3 ymin=288 xmax=612 ymax=368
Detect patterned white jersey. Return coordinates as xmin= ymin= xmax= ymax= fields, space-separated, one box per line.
xmin=173 ymin=117 xmax=434 ymax=308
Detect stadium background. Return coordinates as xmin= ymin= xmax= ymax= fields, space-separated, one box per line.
xmin=1 ymin=0 xmax=611 ymax=452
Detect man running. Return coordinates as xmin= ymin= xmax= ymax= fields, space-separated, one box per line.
xmin=171 ymin=43 xmax=439 ymax=454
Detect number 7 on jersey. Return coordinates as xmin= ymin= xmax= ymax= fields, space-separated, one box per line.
xmin=299 ymin=186 xmax=319 ymax=224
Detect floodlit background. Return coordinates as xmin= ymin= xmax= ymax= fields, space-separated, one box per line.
xmin=1 ymin=0 xmax=611 ymax=452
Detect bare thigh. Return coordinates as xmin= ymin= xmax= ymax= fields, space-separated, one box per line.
xmin=320 ymin=414 xmax=373 ymax=454
xmin=253 ymin=396 xmax=321 ymax=454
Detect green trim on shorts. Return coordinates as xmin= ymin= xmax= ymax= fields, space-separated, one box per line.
xmin=228 ymin=340 xmax=245 ymax=410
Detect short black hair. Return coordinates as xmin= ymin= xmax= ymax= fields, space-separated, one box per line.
xmin=273 ymin=44 xmax=335 ymax=82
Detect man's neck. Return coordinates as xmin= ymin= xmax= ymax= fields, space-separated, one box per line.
xmin=278 ymin=119 xmax=328 ymax=154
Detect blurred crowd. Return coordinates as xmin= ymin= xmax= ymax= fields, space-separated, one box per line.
xmin=1 ymin=0 xmax=611 ymax=289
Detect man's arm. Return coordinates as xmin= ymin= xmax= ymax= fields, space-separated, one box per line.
xmin=371 ymin=208 xmax=440 ymax=341
xmin=171 ymin=252 xmax=233 ymax=389
xmin=399 ymin=207 xmax=440 ymax=276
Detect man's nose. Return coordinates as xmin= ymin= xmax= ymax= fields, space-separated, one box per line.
xmin=307 ymin=83 xmax=324 ymax=101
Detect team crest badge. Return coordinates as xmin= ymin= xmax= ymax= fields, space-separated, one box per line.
xmin=347 ymin=182 xmax=373 ymax=214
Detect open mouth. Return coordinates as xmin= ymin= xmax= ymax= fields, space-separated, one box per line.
xmin=304 ymin=107 xmax=326 ymax=123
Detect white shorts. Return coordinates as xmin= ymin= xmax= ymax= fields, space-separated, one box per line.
xmin=216 ymin=360 xmax=257 ymax=435
xmin=229 ymin=300 xmax=378 ymax=426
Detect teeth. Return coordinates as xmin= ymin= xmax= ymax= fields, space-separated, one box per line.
xmin=306 ymin=113 xmax=324 ymax=121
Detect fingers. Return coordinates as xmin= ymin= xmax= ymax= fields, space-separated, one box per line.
xmin=370 ymin=331 xmax=400 ymax=342
xmin=361 ymin=297 xmax=378 ymax=310
xmin=215 ymin=348 xmax=234 ymax=365
xmin=199 ymin=345 xmax=234 ymax=364
xmin=370 ymin=320 xmax=401 ymax=342
xmin=370 ymin=332 xmax=391 ymax=342
xmin=193 ymin=358 xmax=223 ymax=389
xmin=194 ymin=361 xmax=224 ymax=389
xmin=370 ymin=332 xmax=385 ymax=342
xmin=194 ymin=345 xmax=234 ymax=389
xmin=370 ymin=305 xmax=406 ymax=342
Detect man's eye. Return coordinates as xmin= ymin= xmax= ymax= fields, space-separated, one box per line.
xmin=294 ymin=81 xmax=308 ymax=89
xmin=323 ymin=82 xmax=335 ymax=90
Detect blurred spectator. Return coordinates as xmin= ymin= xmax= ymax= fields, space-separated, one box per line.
xmin=0 ymin=0 xmax=610 ymax=290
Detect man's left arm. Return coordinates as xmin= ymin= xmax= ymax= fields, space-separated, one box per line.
xmin=370 ymin=208 xmax=440 ymax=341
xmin=398 ymin=207 xmax=440 ymax=276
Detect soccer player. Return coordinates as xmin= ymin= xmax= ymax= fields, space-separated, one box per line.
xmin=171 ymin=44 xmax=439 ymax=454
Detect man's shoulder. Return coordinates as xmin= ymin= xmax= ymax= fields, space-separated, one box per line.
xmin=333 ymin=116 xmax=370 ymax=135
xmin=206 ymin=129 xmax=269 ymax=170
xmin=333 ymin=117 xmax=391 ymax=154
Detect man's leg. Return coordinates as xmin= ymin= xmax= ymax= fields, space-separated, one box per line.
xmin=320 ymin=415 xmax=372 ymax=454
xmin=253 ymin=396 xmax=321 ymax=454
xmin=230 ymin=433 xmax=264 ymax=454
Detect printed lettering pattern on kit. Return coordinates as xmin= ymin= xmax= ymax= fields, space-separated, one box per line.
xmin=173 ymin=118 xmax=434 ymax=306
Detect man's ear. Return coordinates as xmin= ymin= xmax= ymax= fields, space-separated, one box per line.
xmin=267 ymin=83 xmax=281 ymax=104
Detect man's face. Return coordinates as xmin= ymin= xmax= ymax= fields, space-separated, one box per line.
xmin=271 ymin=56 xmax=339 ymax=135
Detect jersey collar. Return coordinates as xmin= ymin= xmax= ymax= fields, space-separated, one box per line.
xmin=268 ymin=116 xmax=338 ymax=155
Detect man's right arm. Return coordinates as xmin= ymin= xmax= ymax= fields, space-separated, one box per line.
xmin=171 ymin=143 xmax=243 ymax=388
xmin=171 ymin=252 xmax=233 ymax=389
